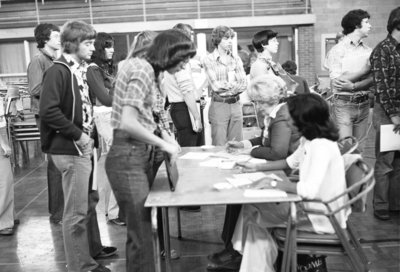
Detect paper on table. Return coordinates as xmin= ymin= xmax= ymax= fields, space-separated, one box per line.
xmin=248 ymin=158 xmax=268 ymax=165
xmin=233 ymin=172 xmax=267 ymax=181
xmin=244 ymin=189 xmax=287 ymax=198
xmin=380 ymin=125 xmax=400 ymax=152
xmin=180 ymin=152 xmax=213 ymax=160
xmin=226 ymin=177 xmax=253 ymax=187
xmin=199 ymin=158 xmax=222 ymax=167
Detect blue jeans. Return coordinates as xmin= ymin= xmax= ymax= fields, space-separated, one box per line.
xmin=208 ymin=101 xmax=243 ymax=146
xmin=52 ymin=154 xmax=100 ymax=272
xmin=105 ymin=129 xmax=155 ymax=272
xmin=332 ymin=98 xmax=369 ymax=152
xmin=372 ymin=104 xmax=400 ymax=211
xmin=170 ymin=102 xmax=202 ymax=147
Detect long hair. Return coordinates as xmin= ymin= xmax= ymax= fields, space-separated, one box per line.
xmin=211 ymin=25 xmax=235 ymax=48
xmin=341 ymin=9 xmax=370 ymax=35
xmin=146 ymin=29 xmax=196 ymax=76
xmin=287 ymin=94 xmax=339 ymax=141
xmin=61 ymin=20 xmax=96 ymax=54
xmin=127 ymin=31 xmax=158 ymax=59
xmin=34 ymin=23 xmax=60 ymax=49
xmin=91 ymin=32 xmax=114 ymax=75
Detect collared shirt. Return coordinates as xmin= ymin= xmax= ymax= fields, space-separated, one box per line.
xmin=202 ymin=49 xmax=247 ymax=97
xmin=27 ymin=48 xmax=56 ymax=113
xmin=249 ymin=55 xmax=277 ymax=79
xmin=162 ymin=62 xmax=195 ymax=103
xmin=111 ymin=57 xmax=158 ymax=132
xmin=324 ymin=36 xmax=372 ymax=95
xmin=287 ymin=137 xmax=350 ymax=234
xmin=370 ymin=34 xmax=400 ymax=117
xmin=63 ymin=53 xmax=94 ymax=135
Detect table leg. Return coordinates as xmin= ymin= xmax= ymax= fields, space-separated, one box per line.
xmin=162 ymin=207 xmax=172 ymax=272
xmin=290 ymin=202 xmax=297 ymax=272
xmin=177 ymin=207 xmax=182 ymax=239
xmin=151 ymin=207 xmax=161 ymax=272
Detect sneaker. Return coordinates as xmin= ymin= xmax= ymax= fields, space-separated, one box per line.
xmin=0 ymin=227 xmax=14 ymax=236
xmin=89 ymin=264 xmax=111 ymax=272
xmin=107 ymin=218 xmax=126 ymax=226
xmin=161 ymin=249 xmax=180 ymax=260
xmin=94 ymin=246 xmax=118 ymax=259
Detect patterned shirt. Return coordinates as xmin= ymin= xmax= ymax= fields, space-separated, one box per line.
xmin=63 ymin=53 xmax=94 ymax=135
xmin=370 ymin=34 xmax=400 ymax=117
xmin=324 ymin=36 xmax=372 ymax=95
xmin=202 ymin=49 xmax=247 ymax=97
xmin=111 ymin=57 xmax=158 ymax=132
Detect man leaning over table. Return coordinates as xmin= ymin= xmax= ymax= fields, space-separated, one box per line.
xmin=202 ymin=25 xmax=247 ymax=146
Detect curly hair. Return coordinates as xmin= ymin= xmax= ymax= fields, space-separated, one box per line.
xmin=61 ymin=20 xmax=96 ymax=54
xmin=287 ymin=93 xmax=339 ymax=141
xmin=387 ymin=6 xmax=400 ymax=33
xmin=248 ymin=74 xmax=286 ymax=106
xmin=91 ymin=32 xmax=114 ymax=74
xmin=211 ymin=25 xmax=235 ymax=48
xmin=252 ymin=29 xmax=278 ymax=53
xmin=146 ymin=29 xmax=196 ymax=75
xmin=34 ymin=23 xmax=60 ymax=49
xmin=281 ymin=60 xmax=297 ymax=75
xmin=341 ymin=9 xmax=370 ymax=35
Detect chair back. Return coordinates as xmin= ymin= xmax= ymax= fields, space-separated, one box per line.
xmin=338 ymin=136 xmax=359 ymax=155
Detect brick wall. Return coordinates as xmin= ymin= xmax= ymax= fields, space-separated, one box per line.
xmin=298 ymin=25 xmax=316 ymax=86
xmin=311 ymin=0 xmax=399 ymax=76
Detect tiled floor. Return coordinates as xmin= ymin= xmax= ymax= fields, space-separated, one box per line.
xmin=0 ymin=123 xmax=399 ymax=272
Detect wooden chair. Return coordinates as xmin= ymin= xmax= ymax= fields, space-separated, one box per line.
xmin=274 ymin=158 xmax=375 ymax=272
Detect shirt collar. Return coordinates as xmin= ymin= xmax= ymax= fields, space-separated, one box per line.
xmin=386 ymin=34 xmax=400 ymax=49
xmin=211 ymin=48 xmax=234 ymax=64
xmin=269 ymin=103 xmax=284 ymax=119
xmin=63 ymin=53 xmax=87 ymax=70
xmin=40 ymin=48 xmax=56 ymax=60
xmin=343 ymin=36 xmax=365 ymax=48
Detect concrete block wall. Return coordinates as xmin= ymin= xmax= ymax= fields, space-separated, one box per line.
xmin=298 ymin=25 xmax=316 ymax=86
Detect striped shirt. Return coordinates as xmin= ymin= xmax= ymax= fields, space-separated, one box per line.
xmin=202 ymin=49 xmax=247 ymax=97
xmin=370 ymin=34 xmax=400 ymax=117
xmin=324 ymin=36 xmax=372 ymax=95
xmin=111 ymin=58 xmax=158 ymax=132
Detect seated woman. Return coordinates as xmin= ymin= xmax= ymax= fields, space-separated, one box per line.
xmin=232 ymin=93 xmax=350 ymax=272
xmin=207 ymin=75 xmax=300 ymax=271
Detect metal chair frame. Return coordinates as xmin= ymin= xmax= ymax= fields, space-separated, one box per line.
xmin=274 ymin=159 xmax=375 ymax=272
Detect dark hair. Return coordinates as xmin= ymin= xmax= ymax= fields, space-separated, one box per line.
xmin=34 ymin=23 xmax=60 ymax=49
xmin=91 ymin=32 xmax=114 ymax=74
xmin=173 ymin=23 xmax=193 ymax=38
xmin=287 ymin=94 xmax=339 ymax=141
xmin=387 ymin=6 xmax=400 ymax=33
xmin=127 ymin=31 xmax=158 ymax=59
xmin=61 ymin=20 xmax=96 ymax=54
xmin=252 ymin=29 xmax=278 ymax=53
xmin=211 ymin=25 xmax=235 ymax=48
xmin=282 ymin=60 xmax=297 ymax=75
xmin=341 ymin=9 xmax=370 ymax=35
xmin=146 ymin=29 xmax=196 ymax=75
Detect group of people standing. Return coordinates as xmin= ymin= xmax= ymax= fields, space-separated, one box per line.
xmin=0 ymin=5 xmax=399 ymax=272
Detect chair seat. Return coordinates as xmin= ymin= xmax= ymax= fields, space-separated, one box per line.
xmin=274 ymin=228 xmax=342 ymax=245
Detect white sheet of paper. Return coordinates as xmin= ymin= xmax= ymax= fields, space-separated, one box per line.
xmin=199 ymin=158 xmax=223 ymax=167
xmin=179 ymin=152 xmax=212 ymax=160
xmin=380 ymin=125 xmax=400 ymax=152
xmin=213 ymin=182 xmax=234 ymax=190
xmin=233 ymin=172 xmax=267 ymax=181
xmin=265 ymin=173 xmax=283 ymax=182
xmin=244 ymin=189 xmax=287 ymax=198
xmin=248 ymin=158 xmax=268 ymax=165
xmin=226 ymin=177 xmax=253 ymax=187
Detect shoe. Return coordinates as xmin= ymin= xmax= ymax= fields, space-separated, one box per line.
xmin=207 ymin=248 xmax=242 ymax=271
xmin=180 ymin=206 xmax=201 ymax=212
xmin=374 ymin=210 xmax=390 ymax=220
xmin=161 ymin=249 xmax=180 ymax=260
xmin=94 ymin=246 xmax=118 ymax=259
xmin=89 ymin=264 xmax=111 ymax=272
xmin=107 ymin=218 xmax=126 ymax=226
xmin=0 ymin=227 xmax=14 ymax=236
xmin=14 ymin=219 xmax=20 ymax=225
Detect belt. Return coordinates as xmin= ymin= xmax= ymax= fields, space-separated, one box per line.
xmin=334 ymin=94 xmax=369 ymax=104
xmin=212 ymin=95 xmax=240 ymax=104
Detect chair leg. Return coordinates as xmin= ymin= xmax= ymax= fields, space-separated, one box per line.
xmin=177 ymin=207 xmax=182 ymax=239
xmin=347 ymin=224 xmax=369 ymax=265
xmin=329 ymin=216 xmax=367 ymax=272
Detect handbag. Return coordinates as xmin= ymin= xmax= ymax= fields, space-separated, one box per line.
xmin=267 ymin=60 xmax=299 ymax=95
xmin=297 ymin=254 xmax=328 ymax=272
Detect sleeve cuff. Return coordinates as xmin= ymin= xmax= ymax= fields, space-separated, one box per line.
xmin=242 ymin=140 xmax=252 ymax=149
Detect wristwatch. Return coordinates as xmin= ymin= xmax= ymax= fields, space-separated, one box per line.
xmin=270 ymin=180 xmax=277 ymax=188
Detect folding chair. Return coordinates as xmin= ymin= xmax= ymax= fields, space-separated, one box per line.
xmin=274 ymin=158 xmax=375 ymax=272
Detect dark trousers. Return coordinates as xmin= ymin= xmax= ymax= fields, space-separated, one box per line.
xmin=221 ymin=204 xmax=242 ymax=250
xmin=170 ymin=102 xmax=203 ymax=147
xmin=105 ymin=130 xmax=155 ymax=272
xmin=35 ymin=115 xmax=64 ymax=222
